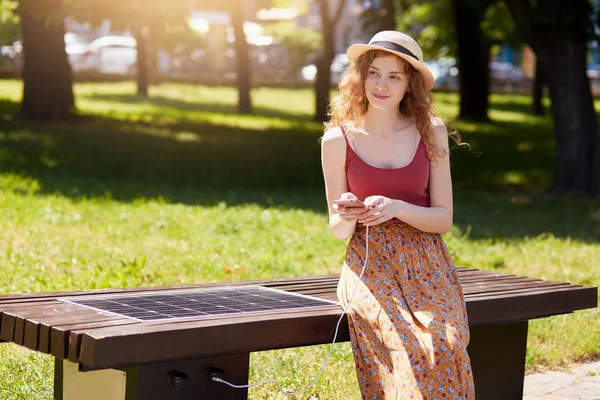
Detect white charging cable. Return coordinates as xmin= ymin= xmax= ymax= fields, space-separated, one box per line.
xmin=210 ymin=225 xmax=370 ymax=395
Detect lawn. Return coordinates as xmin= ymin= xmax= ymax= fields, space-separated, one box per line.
xmin=0 ymin=79 xmax=598 ymax=399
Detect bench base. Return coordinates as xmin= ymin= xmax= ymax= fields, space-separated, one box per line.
xmin=54 ymin=354 xmax=250 ymax=400
xmin=468 ymin=321 xmax=528 ymax=400
xmin=54 ymin=321 xmax=529 ymax=399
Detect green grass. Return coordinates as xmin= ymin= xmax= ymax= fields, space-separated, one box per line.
xmin=0 ymin=79 xmax=599 ymax=399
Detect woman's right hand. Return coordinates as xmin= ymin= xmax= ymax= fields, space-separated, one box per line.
xmin=333 ymin=192 xmax=367 ymax=222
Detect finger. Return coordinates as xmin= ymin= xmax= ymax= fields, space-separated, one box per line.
xmin=364 ymin=215 xmax=388 ymax=226
xmin=359 ymin=211 xmax=382 ymax=224
xmin=357 ymin=207 xmax=378 ymax=219
xmin=340 ymin=206 xmax=367 ymax=215
xmin=343 ymin=211 xmax=366 ymax=220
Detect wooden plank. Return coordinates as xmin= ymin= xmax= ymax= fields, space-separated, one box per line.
xmin=78 ymin=306 xmax=349 ymax=369
xmin=59 ymin=303 xmax=343 ymax=363
xmin=463 ymin=280 xmax=572 ymax=296
xmin=50 ymin=316 xmax=141 ymax=359
xmin=14 ymin=317 xmax=26 ymax=345
xmin=39 ymin=324 xmax=53 ymax=354
xmin=0 ymin=312 xmax=18 ymax=341
xmin=466 ymin=286 xmax=597 ymax=326
xmin=24 ymin=313 xmax=126 ymax=352
xmin=460 ymin=275 xmax=522 ymax=284
xmin=13 ymin=304 xmax=116 ymax=347
xmin=466 ymin=283 xmax=581 ymax=300
xmin=461 ymin=276 xmax=534 ymax=286
xmin=66 ymin=320 xmax=138 ymax=362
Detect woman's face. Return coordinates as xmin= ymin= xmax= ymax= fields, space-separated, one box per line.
xmin=364 ymin=54 xmax=410 ymax=110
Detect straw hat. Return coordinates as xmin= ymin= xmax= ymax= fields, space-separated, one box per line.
xmin=347 ymin=31 xmax=435 ymax=91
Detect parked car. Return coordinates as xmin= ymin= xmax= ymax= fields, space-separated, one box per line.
xmin=83 ymin=36 xmax=137 ymax=75
xmin=490 ymin=61 xmax=525 ymax=87
xmin=426 ymin=57 xmax=459 ymax=90
xmin=64 ymin=33 xmax=92 ymax=72
xmin=587 ymin=63 xmax=600 ymax=84
xmin=0 ymin=40 xmax=22 ymax=70
xmin=300 ymin=53 xmax=349 ymax=84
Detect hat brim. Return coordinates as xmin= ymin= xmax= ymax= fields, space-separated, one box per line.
xmin=347 ymin=44 xmax=435 ymax=92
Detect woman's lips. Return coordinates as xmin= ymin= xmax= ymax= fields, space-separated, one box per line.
xmin=372 ymin=93 xmax=390 ymax=100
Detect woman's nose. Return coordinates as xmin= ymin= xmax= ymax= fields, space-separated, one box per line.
xmin=375 ymin=77 xmax=387 ymax=91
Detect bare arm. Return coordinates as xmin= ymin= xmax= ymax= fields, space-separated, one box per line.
xmin=321 ymin=127 xmax=366 ymax=240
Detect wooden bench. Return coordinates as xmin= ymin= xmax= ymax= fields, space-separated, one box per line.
xmin=0 ymin=267 xmax=597 ymax=400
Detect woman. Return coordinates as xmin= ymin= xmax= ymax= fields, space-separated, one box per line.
xmin=321 ymin=31 xmax=475 ymax=399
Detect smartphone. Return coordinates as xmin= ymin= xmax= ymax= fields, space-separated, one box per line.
xmin=334 ymin=199 xmax=365 ymax=208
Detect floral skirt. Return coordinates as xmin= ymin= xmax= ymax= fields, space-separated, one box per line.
xmin=337 ymin=222 xmax=475 ymax=400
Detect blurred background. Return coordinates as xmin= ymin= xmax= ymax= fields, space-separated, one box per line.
xmin=0 ymin=1 xmax=599 ymax=398
xmin=1 ymin=0 xmax=577 ymax=93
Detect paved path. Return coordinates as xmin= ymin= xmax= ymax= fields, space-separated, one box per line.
xmin=523 ymin=360 xmax=600 ymax=400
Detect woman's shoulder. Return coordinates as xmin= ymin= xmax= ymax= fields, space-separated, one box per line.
xmin=321 ymin=125 xmax=347 ymax=147
xmin=430 ymin=116 xmax=446 ymax=129
xmin=429 ymin=117 xmax=448 ymax=140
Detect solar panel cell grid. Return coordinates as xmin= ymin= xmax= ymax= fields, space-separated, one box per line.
xmin=59 ymin=286 xmax=338 ymax=322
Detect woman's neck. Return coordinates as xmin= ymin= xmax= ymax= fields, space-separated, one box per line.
xmin=361 ymin=106 xmax=409 ymax=137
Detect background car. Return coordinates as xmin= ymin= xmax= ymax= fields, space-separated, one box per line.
xmin=300 ymin=53 xmax=349 ymax=84
xmin=489 ymin=61 xmax=525 ymax=88
xmin=83 ymin=36 xmax=137 ymax=75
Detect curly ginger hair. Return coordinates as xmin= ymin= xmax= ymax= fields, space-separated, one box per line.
xmin=325 ymin=50 xmax=455 ymax=161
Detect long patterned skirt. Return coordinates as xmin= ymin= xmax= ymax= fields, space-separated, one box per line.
xmin=337 ymin=222 xmax=475 ymax=400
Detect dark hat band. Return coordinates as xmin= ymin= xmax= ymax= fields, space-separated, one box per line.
xmin=369 ymin=41 xmax=419 ymax=61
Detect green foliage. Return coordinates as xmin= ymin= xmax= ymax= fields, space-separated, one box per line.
xmin=396 ymin=0 xmax=456 ymax=58
xmin=482 ymin=1 xmax=520 ymax=47
xmin=160 ymin=20 xmax=206 ymax=54
xmin=0 ymin=0 xmax=19 ymax=44
xmin=263 ymin=21 xmax=322 ymax=76
xmin=526 ymin=0 xmax=596 ymax=39
xmin=392 ymin=0 xmax=521 ymax=59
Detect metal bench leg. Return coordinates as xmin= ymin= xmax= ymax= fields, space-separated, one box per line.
xmin=54 ymin=358 xmax=127 ymax=400
xmin=468 ymin=321 xmax=529 ymax=400
xmin=54 ymin=353 xmax=250 ymax=400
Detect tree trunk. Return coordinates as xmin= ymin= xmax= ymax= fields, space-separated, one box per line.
xmin=539 ymin=39 xmax=600 ymax=195
xmin=134 ymin=27 xmax=149 ymax=97
xmin=380 ymin=0 xmax=396 ymax=31
xmin=231 ymin=1 xmax=252 ymax=114
xmin=314 ymin=0 xmax=335 ymax=122
xmin=314 ymin=38 xmax=334 ymax=122
xmin=452 ymin=0 xmax=490 ymax=121
xmin=505 ymin=0 xmax=600 ymax=196
xmin=20 ymin=0 xmax=74 ymax=121
xmin=532 ymin=57 xmax=545 ymax=116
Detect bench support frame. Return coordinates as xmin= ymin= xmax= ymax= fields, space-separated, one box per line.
xmin=54 ymin=321 xmax=529 ymax=399
xmin=54 ymin=354 xmax=250 ymax=400
xmin=468 ymin=321 xmax=528 ymax=400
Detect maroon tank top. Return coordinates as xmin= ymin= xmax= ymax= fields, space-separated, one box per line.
xmin=342 ymin=125 xmax=431 ymax=220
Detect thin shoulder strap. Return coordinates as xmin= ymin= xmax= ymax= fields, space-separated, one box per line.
xmin=339 ymin=124 xmax=350 ymax=146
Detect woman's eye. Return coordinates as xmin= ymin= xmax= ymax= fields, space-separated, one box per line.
xmin=369 ymin=70 xmax=378 ymax=76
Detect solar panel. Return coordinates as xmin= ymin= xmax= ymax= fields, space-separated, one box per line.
xmin=59 ymin=286 xmax=338 ymax=322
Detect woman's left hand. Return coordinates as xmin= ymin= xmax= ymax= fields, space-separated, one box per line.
xmin=357 ymin=196 xmax=399 ymax=226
